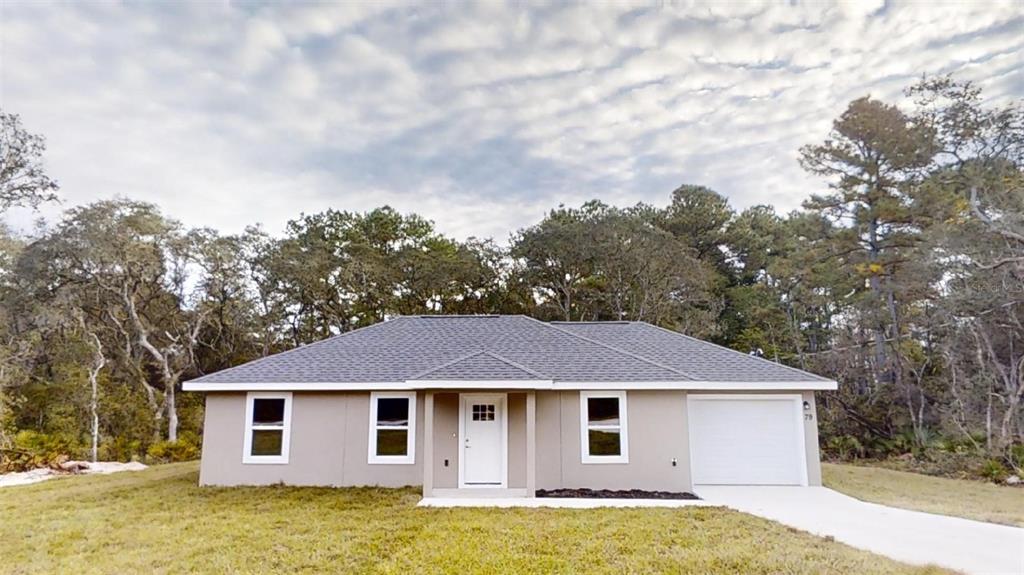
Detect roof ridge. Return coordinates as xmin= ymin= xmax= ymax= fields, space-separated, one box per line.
xmin=478 ymin=350 xmax=550 ymax=380
xmin=518 ymin=316 xmax=695 ymax=380
xmin=407 ymin=349 xmax=486 ymax=380
xmin=408 ymin=348 xmax=549 ymax=380
xmin=638 ymin=322 xmax=833 ymax=382
xmin=549 ymin=320 xmax=630 ymax=325
xmin=413 ymin=314 xmax=501 ymax=318
xmin=186 ymin=317 xmax=406 ymax=383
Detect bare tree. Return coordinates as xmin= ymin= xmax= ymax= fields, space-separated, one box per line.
xmin=0 ymin=110 xmax=59 ymax=212
xmin=78 ymin=316 xmax=105 ymax=463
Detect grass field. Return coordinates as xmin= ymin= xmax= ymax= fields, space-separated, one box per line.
xmin=823 ymin=462 xmax=1024 ymax=527
xmin=0 ymin=462 xmax=953 ymax=575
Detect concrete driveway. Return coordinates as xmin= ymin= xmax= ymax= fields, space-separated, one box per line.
xmin=696 ymin=486 xmax=1024 ymax=575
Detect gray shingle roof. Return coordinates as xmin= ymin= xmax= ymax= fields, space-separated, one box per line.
xmin=551 ymin=321 xmax=831 ymax=382
xmin=187 ymin=315 xmax=829 ymax=384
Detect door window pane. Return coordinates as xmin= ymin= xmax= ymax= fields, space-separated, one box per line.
xmin=472 ymin=404 xmax=495 ymax=421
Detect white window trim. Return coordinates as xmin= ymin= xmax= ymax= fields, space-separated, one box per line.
xmin=242 ymin=391 xmax=292 ymax=465
xmin=368 ymin=391 xmax=417 ymax=464
xmin=580 ymin=390 xmax=629 ymax=464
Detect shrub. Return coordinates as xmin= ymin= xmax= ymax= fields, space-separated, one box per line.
xmin=934 ymin=435 xmax=983 ymax=455
xmin=0 ymin=430 xmax=76 ymax=472
xmin=97 ymin=436 xmax=143 ymax=463
xmin=824 ymin=435 xmax=864 ymax=460
xmin=146 ymin=431 xmax=200 ymax=463
xmin=1008 ymin=444 xmax=1024 ymax=473
xmin=978 ymin=458 xmax=1009 ymax=483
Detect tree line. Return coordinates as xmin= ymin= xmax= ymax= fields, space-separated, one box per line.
xmin=1 ymin=76 xmax=1021 ymax=477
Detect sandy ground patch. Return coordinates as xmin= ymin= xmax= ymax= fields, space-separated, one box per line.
xmin=0 ymin=461 xmax=147 ymax=488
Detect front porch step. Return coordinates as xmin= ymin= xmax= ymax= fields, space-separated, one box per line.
xmin=430 ymin=488 xmax=529 ymax=498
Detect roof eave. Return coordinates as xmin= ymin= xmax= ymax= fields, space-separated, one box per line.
xmin=182 ymin=379 xmax=837 ymax=392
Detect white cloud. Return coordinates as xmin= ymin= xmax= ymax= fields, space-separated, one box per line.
xmin=237 ymin=17 xmax=288 ymax=73
xmin=1 ymin=2 xmax=1020 ymax=241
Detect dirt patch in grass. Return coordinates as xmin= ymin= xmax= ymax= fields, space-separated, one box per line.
xmin=536 ymin=488 xmax=699 ymax=499
xmin=824 ymin=462 xmax=1024 ymax=527
xmin=0 ymin=462 xmax=953 ymax=575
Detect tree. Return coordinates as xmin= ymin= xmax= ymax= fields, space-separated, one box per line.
xmin=726 ymin=206 xmax=800 ymax=361
xmin=511 ymin=203 xmax=601 ymax=321
xmin=0 ymin=110 xmax=59 ymax=212
xmin=1 ymin=75 xmax=1020 ymax=473
xmin=447 ymin=238 xmax=534 ymax=316
xmin=910 ymin=76 xmax=1024 ymax=272
xmin=800 ymin=96 xmax=937 ymax=384
xmin=656 ymin=186 xmax=739 ymax=342
xmin=659 ymin=185 xmax=734 ymax=267
xmin=188 ymin=229 xmax=265 ymax=373
xmin=909 ymin=77 xmax=1024 ymax=458
xmin=512 ymin=201 xmax=716 ymax=331
xmin=29 ymin=200 xmax=209 ymax=442
xmin=0 ymin=224 xmax=35 ymax=448
xmin=256 ymin=206 xmax=515 ymax=344
xmin=76 ymin=313 xmax=105 ymax=463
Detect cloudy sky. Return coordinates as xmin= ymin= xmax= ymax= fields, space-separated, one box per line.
xmin=1 ymin=2 xmax=1021 ymax=240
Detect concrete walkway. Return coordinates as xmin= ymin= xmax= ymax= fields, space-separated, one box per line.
xmin=696 ymin=485 xmax=1024 ymax=575
xmin=418 ymin=497 xmax=714 ymax=509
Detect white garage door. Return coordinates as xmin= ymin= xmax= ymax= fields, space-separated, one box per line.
xmin=688 ymin=395 xmax=807 ymax=485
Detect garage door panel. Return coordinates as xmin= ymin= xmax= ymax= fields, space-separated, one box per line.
xmin=689 ymin=396 xmax=805 ymax=485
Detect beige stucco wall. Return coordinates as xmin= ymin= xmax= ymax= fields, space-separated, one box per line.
xmin=802 ymin=391 xmax=823 ymax=486
xmin=199 ymin=391 xmax=423 ymax=487
xmin=507 ymin=394 xmax=527 ymax=488
xmin=431 ymin=393 xmax=459 ymax=488
xmin=535 ymin=390 xmax=693 ymax=492
xmin=200 ymin=388 xmax=824 ymax=490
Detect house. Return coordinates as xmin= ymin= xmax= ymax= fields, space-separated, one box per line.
xmin=183 ymin=315 xmax=837 ymax=496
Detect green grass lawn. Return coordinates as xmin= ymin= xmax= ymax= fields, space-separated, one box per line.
xmin=823 ymin=462 xmax=1024 ymax=527
xmin=0 ymin=462 xmax=952 ymax=575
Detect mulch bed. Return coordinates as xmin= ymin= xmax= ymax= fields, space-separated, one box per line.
xmin=535 ymin=488 xmax=700 ymax=500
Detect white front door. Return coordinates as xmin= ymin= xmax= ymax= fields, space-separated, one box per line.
xmin=460 ymin=393 xmax=506 ymax=487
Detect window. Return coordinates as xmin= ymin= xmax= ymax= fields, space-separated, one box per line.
xmin=368 ymin=391 xmax=416 ymax=464
xmin=580 ymin=390 xmax=628 ymax=463
xmin=472 ymin=403 xmax=495 ymax=421
xmin=243 ymin=392 xmax=292 ymax=464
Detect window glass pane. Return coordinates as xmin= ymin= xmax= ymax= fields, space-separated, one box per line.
xmin=376 ymin=429 xmax=408 ymax=456
xmin=472 ymin=404 xmax=495 ymax=421
xmin=588 ymin=429 xmax=621 ymax=456
xmin=251 ymin=429 xmax=283 ymax=456
xmin=376 ymin=398 xmax=410 ymax=426
xmin=587 ymin=397 xmax=620 ymax=425
xmin=252 ymin=398 xmax=286 ymax=426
